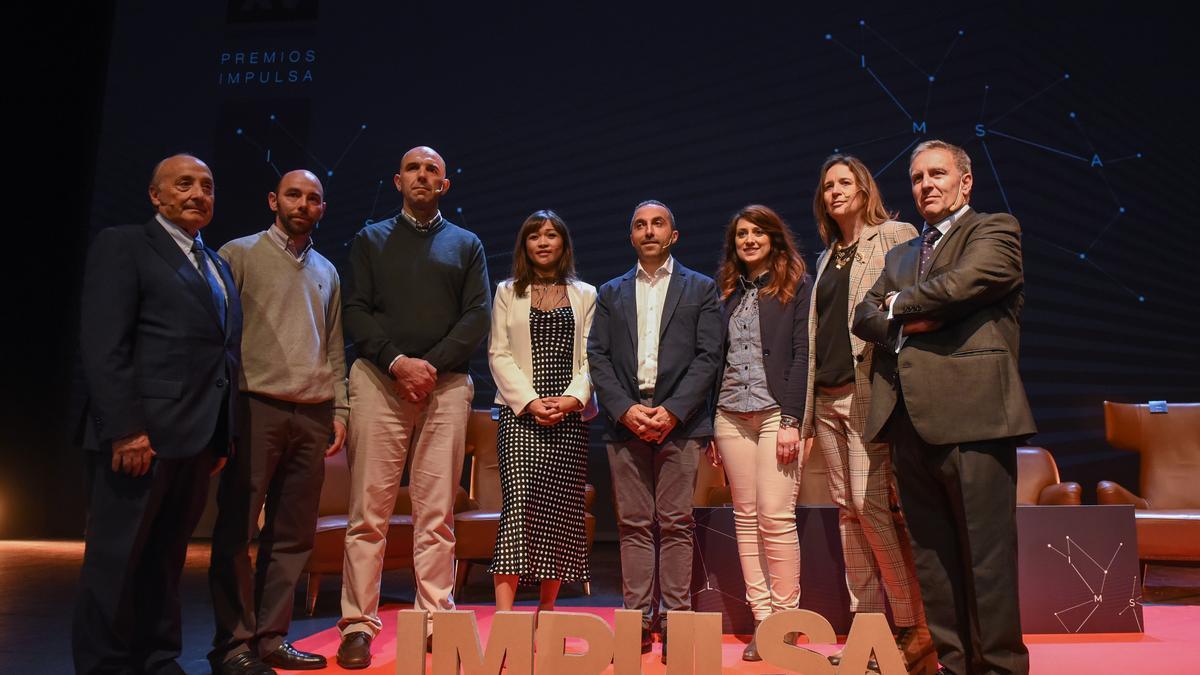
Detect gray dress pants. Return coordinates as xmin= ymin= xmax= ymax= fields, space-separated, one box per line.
xmin=607 ymin=432 xmax=703 ymax=630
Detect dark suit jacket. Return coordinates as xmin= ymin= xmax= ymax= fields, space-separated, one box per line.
xmin=587 ymin=260 xmax=723 ymax=442
xmin=79 ymin=218 xmax=243 ymax=458
xmin=851 ymin=208 xmax=1036 ymax=446
xmin=716 ymin=275 xmax=812 ymax=420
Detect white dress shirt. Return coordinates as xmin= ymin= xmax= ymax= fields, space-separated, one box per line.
xmin=635 ymin=255 xmax=674 ymax=392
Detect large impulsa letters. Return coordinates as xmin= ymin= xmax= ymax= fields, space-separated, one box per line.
xmin=758 ymin=610 xmax=907 ymax=674
xmin=394 ymin=608 xmax=906 ymax=673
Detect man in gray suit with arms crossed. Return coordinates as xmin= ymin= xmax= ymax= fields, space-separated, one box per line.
xmin=853 ymin=140 xmax=1036 ymax=675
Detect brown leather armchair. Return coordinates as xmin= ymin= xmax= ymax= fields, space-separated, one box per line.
xmin=1016 ymin=446 xmax=1082 ymax=505
xmin=452 ymin=408 xmax=596 ymax=599
xmin=1097 ymin=401 xmax=1200 ymax=563
xmin=302 ymin=449 xmax=471 ymax=615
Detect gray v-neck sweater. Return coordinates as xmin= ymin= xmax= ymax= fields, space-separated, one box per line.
xmin=219 ymin=231 xmax=349 ymax=423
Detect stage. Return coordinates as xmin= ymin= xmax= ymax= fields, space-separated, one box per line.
xmin=3 ymin=541 xmax=1196 ymax=674
xmin=274 ymin=603 xmax=1200 ymax=674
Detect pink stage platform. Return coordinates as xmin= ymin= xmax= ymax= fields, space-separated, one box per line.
xmin=285 ymin=603 xmax=1200 ymax=673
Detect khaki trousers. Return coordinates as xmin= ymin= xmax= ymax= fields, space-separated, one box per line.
xmin=338 ymin=360 xmax=473 ymax=636
xmin=714 ymin=408 xmax=800 ymax=621
xmin=814 ymin=385 xmax=923 ymax=627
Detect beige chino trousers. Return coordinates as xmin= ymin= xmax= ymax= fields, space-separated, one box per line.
xmin=714 ymin=407 xmax=801 ymax=621
xmin=338 ymin=359 xmax=473 ymax=637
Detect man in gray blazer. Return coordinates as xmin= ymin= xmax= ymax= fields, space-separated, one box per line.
xmin=588 ymin=200 xmax=722 ymax=664
xmin=852 ymin=140 xmax=1036 ymax=675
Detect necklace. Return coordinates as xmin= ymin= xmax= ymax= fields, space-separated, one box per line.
xmin=832 ymin=240 xmax=858 ymax=270
xmin=531 ymin=280 xmax=567 ymax=311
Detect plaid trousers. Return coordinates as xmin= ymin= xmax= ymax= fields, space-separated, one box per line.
xmin=813 ymin=385 xmax=924 ymax=627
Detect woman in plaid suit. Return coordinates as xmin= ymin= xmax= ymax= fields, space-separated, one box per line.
xmin=801 ymin=155 xmax=937 ymax=674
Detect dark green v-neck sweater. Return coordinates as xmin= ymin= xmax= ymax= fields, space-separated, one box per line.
xmin=342 ymin=215 xmax=490 ymax=375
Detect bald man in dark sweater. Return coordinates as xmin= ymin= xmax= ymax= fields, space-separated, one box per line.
xmin=335 ymin=146 xmax=490 ymax=670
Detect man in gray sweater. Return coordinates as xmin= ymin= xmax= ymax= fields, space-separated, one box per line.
xmin=336 ymin=146 xmax=490 ymax=669
xmin=209 ymin=169 xmax=349 ymax=674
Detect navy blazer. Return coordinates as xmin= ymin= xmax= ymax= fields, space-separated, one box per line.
xmin=587 ymin=260 xmax=723 ymax=442
xmin=716 ymin=275 xmax=812 ymax=420
xmin=79 ymin=218 xmax=243 ymax=458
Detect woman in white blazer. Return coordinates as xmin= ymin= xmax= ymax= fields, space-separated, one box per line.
xmin=487 ymin=209 xmax=597 ymax=618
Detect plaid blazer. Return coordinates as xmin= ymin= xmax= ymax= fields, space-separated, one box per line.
xmin=800 ymin=220 xmax=917 ymax=438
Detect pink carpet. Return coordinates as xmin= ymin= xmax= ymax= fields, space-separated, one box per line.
xmin=288 ymin=604 xmax=1200 ymax=673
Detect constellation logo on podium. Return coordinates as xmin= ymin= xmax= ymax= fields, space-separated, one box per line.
xmin=1046 ymin=536 xmax=1143 ymax=632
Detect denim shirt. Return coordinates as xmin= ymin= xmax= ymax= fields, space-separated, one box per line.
xmin=717 ymin=277 xmax=778 ymax=413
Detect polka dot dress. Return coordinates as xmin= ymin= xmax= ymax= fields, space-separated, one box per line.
xmin=489 ymin=306 xmax=590 ymax=585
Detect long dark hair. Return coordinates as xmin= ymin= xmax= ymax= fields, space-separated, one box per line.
xmin=509 ymin=209 xmax=576 ymax=295
xmin=811 ymin=154 xmax=896 ymax=247
xmin=716 ymin=204 xmax=806 ymax=303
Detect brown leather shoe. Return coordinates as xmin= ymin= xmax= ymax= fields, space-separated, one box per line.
xmin=742 ymin=620 xmax=762 ymax=662
xmin=742 ymin=634 xmax=762 ymax=662
xmin=336 ymin=631 xmax=372 ymax=670
xmin=896 ymin=624 xmax=938 ymax=674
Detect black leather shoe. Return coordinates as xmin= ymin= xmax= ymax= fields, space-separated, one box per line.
xmin=213 ymin=652 xmax=276 ymax=675
xmin=261 ymin=642 xmax=326 ymax=670
xmin=640 ymin=628 xmax=653 ymax=654
xmin=336 ymin=631 xmax=373 ymax=670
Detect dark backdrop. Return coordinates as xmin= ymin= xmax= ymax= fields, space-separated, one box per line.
xmin=4 ymin=1 xmax=1198 ymax=539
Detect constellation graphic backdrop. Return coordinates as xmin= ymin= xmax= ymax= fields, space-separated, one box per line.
xmin=84 ymin=2 xmax=1200 ymax=535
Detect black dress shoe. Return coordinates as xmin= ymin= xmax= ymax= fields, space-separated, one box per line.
xmin=640 ymin=628 xmax=653 ymax=654
xmin=336 ymin=631 xmax=373 ymax=670
xmin=213 ymin=652 xmax=276 ymax=675
xmin=261 ymin=642 xmax=326 ymax=670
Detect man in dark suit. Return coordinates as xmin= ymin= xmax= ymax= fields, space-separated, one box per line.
xmin=852 ymin=140 xmax=1037 ymax=675
xmin=587 ymin=200 xmax=722 ymax=664
xmin=74 ymin=154 xmax=247 ymax=675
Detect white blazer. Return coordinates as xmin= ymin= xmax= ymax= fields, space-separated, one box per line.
xmin=488 ymin=278 xmax=598 ymax=419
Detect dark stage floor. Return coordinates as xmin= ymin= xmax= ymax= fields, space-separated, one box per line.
xmin=0 ymin=540 xmax=624 ymax=675
xmin=2 ymin=540 xmax=1196 ymax=674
